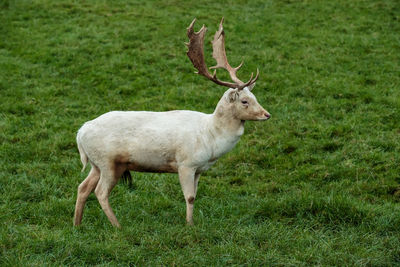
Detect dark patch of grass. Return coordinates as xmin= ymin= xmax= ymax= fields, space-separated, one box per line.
xmin=254 ymin=192 xmax=372 ymax=227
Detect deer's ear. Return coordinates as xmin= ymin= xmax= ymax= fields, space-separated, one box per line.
xmin=226 ymin=90 xmax=239 ymax=102
xmin=247 ymin=82 xmax=256 ymax=91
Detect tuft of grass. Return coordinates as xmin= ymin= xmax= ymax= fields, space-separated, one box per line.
xmin=1 ymin=0 xmax=400 ymax=265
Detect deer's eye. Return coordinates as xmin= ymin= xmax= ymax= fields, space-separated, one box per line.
xmin=241 ymin=100 xmax=248 ymax=105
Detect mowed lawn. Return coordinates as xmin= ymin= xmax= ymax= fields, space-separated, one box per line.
xmin=1 ymin=0 xmax=400 ymax=265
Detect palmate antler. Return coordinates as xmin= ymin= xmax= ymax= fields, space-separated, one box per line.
xmin=186 ymin=18 xmax=259 ymax=90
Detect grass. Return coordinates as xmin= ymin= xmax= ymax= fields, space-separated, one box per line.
xmin=1 ymin=0 xmax=400 ymax=265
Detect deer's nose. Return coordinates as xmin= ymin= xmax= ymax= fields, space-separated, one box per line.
xmin=264 ymin=112 xmax=271 ymax=119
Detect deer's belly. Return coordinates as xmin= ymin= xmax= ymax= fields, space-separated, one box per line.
xmin=127 ymin=161 xmax=178 ymax=173
xmin=115 ymin=151 xmax=178 ymax=173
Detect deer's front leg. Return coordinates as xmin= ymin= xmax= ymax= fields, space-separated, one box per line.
xmin=178 ymin=166 xmax=196 ymax=225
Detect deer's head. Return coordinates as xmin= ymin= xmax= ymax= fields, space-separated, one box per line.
xmin=186 ymin=18 xmax=270 ymax=121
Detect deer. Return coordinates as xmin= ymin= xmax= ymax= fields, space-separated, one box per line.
xmin=73 ymin=18 xmax=270 ymax=227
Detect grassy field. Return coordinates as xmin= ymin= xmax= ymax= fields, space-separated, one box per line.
xmin=1 ymin=0 xmax=400 ymax=265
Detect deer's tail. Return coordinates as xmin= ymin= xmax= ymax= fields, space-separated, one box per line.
xmin=76 ymin=131 xmax=88 ymax=172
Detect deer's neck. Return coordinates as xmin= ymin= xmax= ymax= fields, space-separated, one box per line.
xmin=210 ymin=101 xmax=245 ymax=138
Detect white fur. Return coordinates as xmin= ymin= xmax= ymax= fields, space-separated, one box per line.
xmin=74 ymin=87 xmax=270 ymax=227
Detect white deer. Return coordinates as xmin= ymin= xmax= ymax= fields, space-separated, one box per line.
xmin=74 ymin=18 xmax=270 ymax=227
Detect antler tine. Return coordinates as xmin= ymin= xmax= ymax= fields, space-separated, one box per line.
xmin=186 ymin=18 xmax=195 ymax=36
xmin=239 ymin=72 xmax=254 ymax=89
xmin=235 ymin=61 xmax=244 ymax=71
xmin=238 ymin=68 xmax=259 ymax=89
xmin=253 ymin=68 xmax=260 ymax=82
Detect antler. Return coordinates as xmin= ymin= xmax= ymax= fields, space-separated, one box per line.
xmin=186 ymin=18 xmax=259 ymax=90
xmin=211 ymin=18 xmax=259 ymax=89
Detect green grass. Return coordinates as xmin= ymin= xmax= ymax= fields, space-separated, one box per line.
xmin=1 ymin=0 xmax=400 ymax=265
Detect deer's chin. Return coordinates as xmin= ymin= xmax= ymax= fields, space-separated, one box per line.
xmin=257 ymin=117 xmax=270 ymax=121
xmin=241 ymin=117 xmax=268 ymax=121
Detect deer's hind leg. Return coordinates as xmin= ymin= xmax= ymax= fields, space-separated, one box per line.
xmin=94 ymin=163 xmax=126 ymax=228
xmin=74 ymin=165 xmax=100 ymax=226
